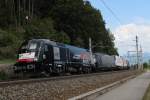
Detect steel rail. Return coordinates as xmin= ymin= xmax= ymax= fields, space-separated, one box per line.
xmin=0 ymin=70 xmax=131 ymax=87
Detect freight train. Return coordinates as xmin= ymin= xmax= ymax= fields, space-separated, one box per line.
xmin=94 ymin=53 xmax=129 ymax=71
xmin=13 ymin=39 xmax=129 ymax=74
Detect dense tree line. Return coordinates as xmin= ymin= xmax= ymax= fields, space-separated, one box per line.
xmin=0 ymin=0 xmax=118 ymax=59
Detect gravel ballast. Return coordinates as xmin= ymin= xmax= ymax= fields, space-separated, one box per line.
xmin=0 ymin=70 xmax=142 ymax=100
xmin=0 ymin=64 xmax=13 ymax=76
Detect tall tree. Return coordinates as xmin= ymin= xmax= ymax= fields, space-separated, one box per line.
xmin=0 ymin=0 xmax=118 ymax=59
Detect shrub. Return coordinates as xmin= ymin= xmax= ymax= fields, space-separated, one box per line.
xmin=0 ymin=71 xmax=8 ymax=80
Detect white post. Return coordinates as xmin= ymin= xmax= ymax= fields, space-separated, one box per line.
xmin=89 ymin=37 xmax=94 ymax=65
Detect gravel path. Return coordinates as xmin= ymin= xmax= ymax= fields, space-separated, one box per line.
xmin=0 ymin=70 xmax=142 ymax=100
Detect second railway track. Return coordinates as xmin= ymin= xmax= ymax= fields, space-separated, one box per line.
xmin=0 ymin=70 xmax=130 ymax=87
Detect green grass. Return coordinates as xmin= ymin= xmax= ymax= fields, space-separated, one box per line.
xmin=0 ymin=71 xmax=8 ymax=80
xmin=0 ymin=59 xmax=15 ymax=64
xmin=143 ymin=83 xmax=150 ymax=100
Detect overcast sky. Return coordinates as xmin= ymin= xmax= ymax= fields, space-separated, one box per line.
xmin=88 ymin=0 xmax=150 ymax=56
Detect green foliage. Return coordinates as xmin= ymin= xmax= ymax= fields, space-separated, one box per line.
xmin=24 ymin=18 xmax=55 ymax=39
xmin=49 ymin=0 xmax=117 ymax=55
xmin=0 ymin=59 xmax=15 ymax=64
xmin=0 ymin=30 xmax=13 ymax=47
xmin=0 ymin=0 xmax=118 ymax=59
xmin=49 ymin=31 xmax=70 ymax=44
xmin=0 ymin=71 xmax=8 ymax=80
xmin=143 ymin=62 xmax=150 ymax=69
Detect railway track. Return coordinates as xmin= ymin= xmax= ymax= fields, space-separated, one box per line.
xmin=0 ymin=70 xmax=130 ymax=87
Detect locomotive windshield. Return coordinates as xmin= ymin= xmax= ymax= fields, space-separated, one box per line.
xmin=18 ymin=40 xmax=40 ymax=54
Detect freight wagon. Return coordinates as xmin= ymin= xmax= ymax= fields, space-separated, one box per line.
xmin=114 ymin=56 xmax=129 ymax=70
xmin=94 ymin=54 xmax=129 ymax=70
xmin=94 ymin=53 xmax=115 ymax=70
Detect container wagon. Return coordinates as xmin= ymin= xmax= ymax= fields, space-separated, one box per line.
xmin=94 ymin=53 xmax=115 ymax=70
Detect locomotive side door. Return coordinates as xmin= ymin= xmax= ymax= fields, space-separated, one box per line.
xmin=43 ymin=44 xmax=54 ymax=71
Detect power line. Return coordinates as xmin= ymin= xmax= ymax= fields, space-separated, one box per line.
xmin=99 ymin=0 xmax=122 ymax=25
xmin=127 ymin=36 xmax=143 ymax=70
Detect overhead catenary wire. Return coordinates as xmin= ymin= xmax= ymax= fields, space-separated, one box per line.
xmin=92 ymin=0 xmax=143 ymax=68
xmin=98 ymin=0 xmax=122 ymax=25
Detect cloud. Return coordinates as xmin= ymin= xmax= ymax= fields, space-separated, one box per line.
xmin=114 ymin=22 xmax=150 ymax=55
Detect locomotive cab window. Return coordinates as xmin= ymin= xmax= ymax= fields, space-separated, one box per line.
xmin=29 ymin=43 xmax=37 ymax=50
xmin=18 ymin=41 xmax=40 ymax=54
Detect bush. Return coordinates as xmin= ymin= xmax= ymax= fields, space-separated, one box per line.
xmin=0 ymin=29 xmax=22 ymax=59
xmin=24 ymin=18 xmax=56 ymax=39
xmin=0 ymin=71 xmax=8 ymax=80
xmin=0 ymin=46 xmax=16 ymax=59
xmin=143 ymin=62 xmax=150 ymax=69
xmin=0 ymin=29 xmax=14 ymax=47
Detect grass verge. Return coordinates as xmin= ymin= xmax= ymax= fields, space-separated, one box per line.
xmin=0 ymin=59 xmax=15 ymax=64
xmin=143 ymin=83 xmax=150 ymax=100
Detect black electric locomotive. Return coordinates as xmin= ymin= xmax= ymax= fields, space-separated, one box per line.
xmin=13 ymin=39 xmax=94 ymax=74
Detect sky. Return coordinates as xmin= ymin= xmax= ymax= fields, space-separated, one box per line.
xmin=88 ymin=0 xmax=150 ymax=56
